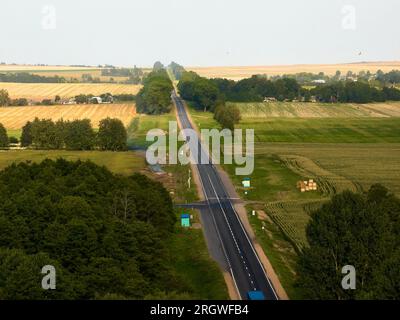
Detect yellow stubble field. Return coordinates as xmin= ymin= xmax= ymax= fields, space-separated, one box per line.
xmin=0 ymin=103 xmax=136 ymax=129
xmin=0 ymin=82 xmax=141 ymax=101
xmin=187 ymin=61 xmax=400 ymax=80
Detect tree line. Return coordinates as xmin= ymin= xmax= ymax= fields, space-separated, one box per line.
xmin=269 ymin=69 xmax=400 ymax=86
xmin=310 ymin=81 xmax=400 ymax=103
xmin=0 ymin=70 xmax=145 ymax=85
xmin=375 ymin=70 xmax=400 ymax=85
xmin=101 ymin=66 xmax=145 ymax=84
xmin=0 ymin=159 xmax=189 ymax=299
xmin=296 ymin=184 xmax=400 ymax=299
xmin=136 ymin=69 xmax=173 ymax=115
xmin=168 ymin=61 xmax=186 ymax=80
xmin=0 ymin=89 xmax=136 ymax=107
xmin=178 ymin=71 xmax=400 ymax=106
xmin=0 ymin=73 xmax=67 ymax=83
xmin=13 ymin=118 xmax=127 ymax=151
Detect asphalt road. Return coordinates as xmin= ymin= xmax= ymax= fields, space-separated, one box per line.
xmin=172 ymin=92 xmax=278 ymax=300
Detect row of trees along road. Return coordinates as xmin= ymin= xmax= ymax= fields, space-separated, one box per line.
xmin=169 ymin=61 xmax=186 ymax=81
xmin=177 ymin=71 xmax=240 ymax=130
xmin=19 ymin=117 xmax=127 ymax=150
xmin=135 ymin=67 xmax=173 ymax=115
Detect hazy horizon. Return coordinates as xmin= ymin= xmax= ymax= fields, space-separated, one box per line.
xmin=1 ymin=0 xmax=399 ymax=67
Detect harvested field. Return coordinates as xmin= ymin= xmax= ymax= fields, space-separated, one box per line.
xmin=230 ymin=101 xmax=400 ymax=118
xmin=187 ymin=61 xmax=400 ymax=80
xmin=0 ymin=104 xmax=136 ymax=129
xmin=0 ymin=82 xmax=141 ymax=101
xmin=30 ymin=70 xmax=129 ymax=83
xmin=255 ymin=143 xmax=400 ymax=196
xmin=278 ymin=154 xmax=360 ymax=195
xmin=0 ymin=64 xmax=152 ymax=83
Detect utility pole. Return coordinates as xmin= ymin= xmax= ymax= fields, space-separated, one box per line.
xmin=188 ymin=169 xmax=191 ymax=189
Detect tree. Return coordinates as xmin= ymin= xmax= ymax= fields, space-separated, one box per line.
xmin=136 ymin=70 xmax=173 ymax=114
xmin=153 ymin=61 xmax=164 ymax=71
xmin=11 ymin=98 xmax=28 ymax=106
xmin=30 ymin=118 xmax=63 ymax=149
xmin=168 ymin=62 xmax=185 ymax=80
xmin=41 ymin=99 xmax=54 ymax=106
xmin=8 ymin=136 xmax=18 ymax=144
xmin=64 ymin=119 xmax=95 ymax=150
xmin=75 ymin=94 xmax=88 ymax=104
xmin=0 ymin=89 xmax=10 ymax=106
xmin=97 ymin=118 xmax=127 ymax=151
xmin=296 ymin=185 xmax=400 ymax=299
xmin=0 ymin=122 xmax=8 ymax=147
xmin=178 ymin=72 xmax=219 ymax=111
xmin=214 ymin=104 xmax=241 ymax=130
xmin=20 ymin=121 xmax=33 ymax=147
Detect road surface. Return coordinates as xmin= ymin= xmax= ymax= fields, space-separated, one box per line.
xmin=172 ymin=92 xmax=278 ymax=300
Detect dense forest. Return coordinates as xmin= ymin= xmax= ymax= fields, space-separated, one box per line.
xmin=0 ymin=159 xmax=186 ymax=299
xmin=136 ymin=69 xmax=173 ymax=114
xmin=296 ymin=185 xmax=400 ymax=299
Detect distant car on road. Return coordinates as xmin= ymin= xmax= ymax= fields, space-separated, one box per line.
xmin=247 ymin=291 xmax=265 ymax=300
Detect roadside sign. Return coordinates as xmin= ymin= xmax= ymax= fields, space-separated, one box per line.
xmin=242 ymin=178 xmax=251 ymax=188
xmin=181 ymin=214 xmax=190 ymax=227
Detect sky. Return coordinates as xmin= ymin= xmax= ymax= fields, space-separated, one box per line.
xmin=0 ymin=0 xmax=399 ymax=67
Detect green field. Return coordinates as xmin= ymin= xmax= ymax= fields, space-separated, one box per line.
xmin=241 ymin=118 xmax=400 ymax=143
xmin=127 ymin=111 xmax=176 ymax=148
xmin=0 ymin=150 xmax=146 ymax=175
xmin=188 ymin=101 xmax=400 ymax=298
xmin=229 ymin=101 xmax=400 ymax=118
xmin=6 ymin=129 xmax=21 ymax=139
